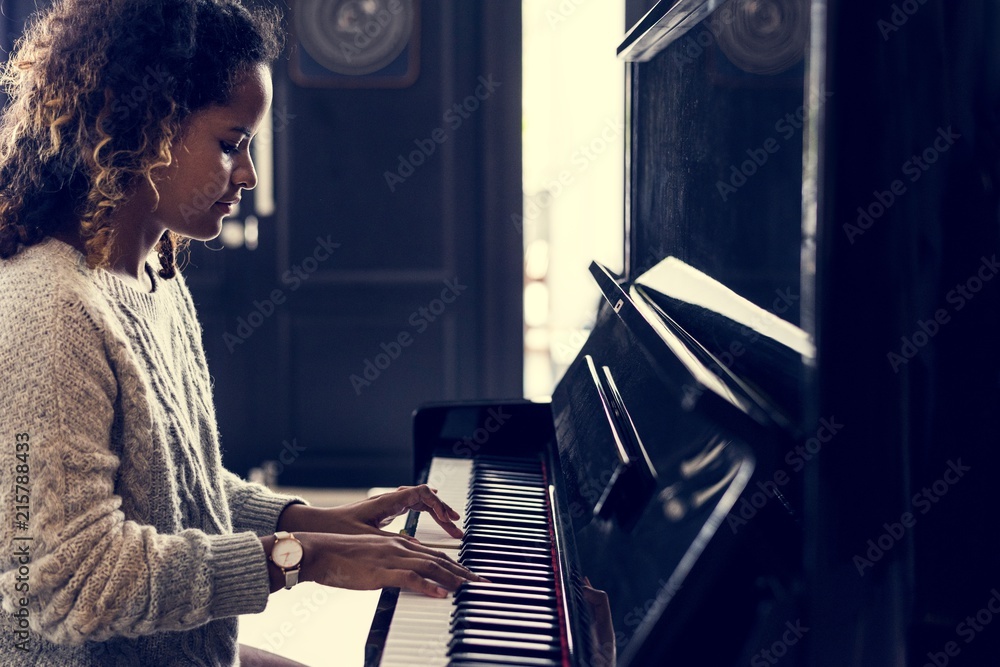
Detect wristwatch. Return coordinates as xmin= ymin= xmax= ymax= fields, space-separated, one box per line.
xmin=269 ymin=531 xmax=304 ymax=589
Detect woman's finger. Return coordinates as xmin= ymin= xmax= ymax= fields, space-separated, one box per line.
xmin=390 ymin=540 xmax=483 ymax=583
xmin=390 ymin=559 xmax=464 ymax=592
xmin=385 ymin=486 xmax=464 ymax=538
xmin=388 ymin=569 xmax=450 ymax=598
xmin=416 ymin=484 xmax=461 ymax=522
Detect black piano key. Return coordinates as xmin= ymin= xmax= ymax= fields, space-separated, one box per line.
xmin=455 ymin=600 xmax=557 ymax=616
xmin=469 ymin=489 xmax=546 ymax=499
xmin=462 ymin=558 xmax=553 ymax=572
xmin=471 ymin=482 xmax=547 ymax=495
xmin=458 ymin=545 xmax=552 ymax=566
xmin=465 ymin=514 xmax=549 ymax=527
xmin=466 ymin=567 xmax=554 ymax=580
xmin=448 ymin=652 xmax=560 ymax=667
xmin=473 ymin=478 xmax=545 ymax=488
xmin=464 ymin=571 xmax=554 ymax=586
xmin=465 ymin=512 xmax=549 ymax=528
xmin=467 ymin=524 xmax=551 ymax=536
xmin=474 ymin=458 xmax=541 ymax=468
xmin=452 ymin=615 xmax=558 ymax=633
xmin=460 ymin=543 xmax=551 ymax=558
xmin=471 ymin=479 xmax=546 ymax=490
xmin=455 ymin=587 xmax=556 ymax=605
xmin=473 ymin=470 xmax=545 ymax=481
xmin=465 ymin=512 xmax=547 ymax=524
xmin=451 ymin=629 xmax=561 ymax=646
xmin=466 ymin=519 xmax=549 ymax=530
xmin=472 ymin=478 xmax=545 ymax=489
xmin=460 ymin=538 xmax=551 ymax=552
xmin=452 ymin=608 xmax=559 ymax=626
xmin=474 ymin=462 xmax=539 ymax=469
xmin=466 ymin=502 xmax=547 ymax=512
xmin=447 ymin=637 xmax=562 ymax=659
xmin=466 ymin=499 xmax=548 ymax=510
xmin=463 ymin=533 xmax=551 ymax=548
xmin=459 ymin=582 xmax=556 ymax=595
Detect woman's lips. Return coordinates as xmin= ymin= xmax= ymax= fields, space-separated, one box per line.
xmin=214 ymin=199 xmax=240 ymax=215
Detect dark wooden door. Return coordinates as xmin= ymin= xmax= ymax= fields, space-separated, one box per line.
xmin=183 ymin=1 xmax=525 ymax=487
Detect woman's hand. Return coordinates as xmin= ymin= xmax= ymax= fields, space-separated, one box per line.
xmin=288 ymin=532 xmax=479 ymax=597
xmin=277 ymin=485 xmax=464 ymax=540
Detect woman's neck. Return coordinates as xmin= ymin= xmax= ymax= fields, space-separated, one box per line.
xmin=53 ymin=196 xmax=163 ymax=293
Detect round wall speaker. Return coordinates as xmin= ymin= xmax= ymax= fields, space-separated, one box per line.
xmin=290 ymin=0 xmax=420 ymax=88
xmin=710 ymin=0 xmax=808 ymax=76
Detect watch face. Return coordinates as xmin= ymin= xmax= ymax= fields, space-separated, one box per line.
xmin=273 ymin=538 xmax=303 ymax=568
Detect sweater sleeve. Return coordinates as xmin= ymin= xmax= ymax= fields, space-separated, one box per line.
xmin=221 ymin=469 xmax=307 ymax=536
xmin=0 ymin=291 xmax=270 ymax=646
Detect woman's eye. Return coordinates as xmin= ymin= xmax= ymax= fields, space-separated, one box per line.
xmin=221 ymin=141 xmax=239 ymax=155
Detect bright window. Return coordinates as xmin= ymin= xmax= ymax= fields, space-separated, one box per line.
xmin=522 ymin=0 xmax=626 ymax=397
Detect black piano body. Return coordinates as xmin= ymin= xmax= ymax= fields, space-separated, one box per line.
xmin=366 ymin=257 xmax=810 ymax=666
xmin=367 ymin=0 xmax=1000 ymax=663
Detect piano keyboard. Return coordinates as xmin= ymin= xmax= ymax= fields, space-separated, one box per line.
xmin=378 ymin=455 xmax=567 ymax=667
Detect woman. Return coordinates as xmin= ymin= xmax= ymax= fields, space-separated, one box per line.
xmin=0 ymin=1 xmax=478 ymax=664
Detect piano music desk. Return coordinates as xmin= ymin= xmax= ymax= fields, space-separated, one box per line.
xmin=238 ymin=487 xmax=409 ymax=667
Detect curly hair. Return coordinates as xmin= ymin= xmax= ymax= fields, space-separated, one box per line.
xmin=0 ymin=0 xmax=283 ymax=278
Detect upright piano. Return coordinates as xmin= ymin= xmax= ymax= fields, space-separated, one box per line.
xmin=364 ymin=256 xmax=810 ymax=666
xmin=366 ymin=0 xmax=1000 ymax=664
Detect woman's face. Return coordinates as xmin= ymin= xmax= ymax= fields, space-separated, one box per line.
xmin=149 ymin=63 xmax=273 ymax=241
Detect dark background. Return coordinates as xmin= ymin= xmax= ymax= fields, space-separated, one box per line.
xmin=3 ymin=1 xmax=999 ymax=664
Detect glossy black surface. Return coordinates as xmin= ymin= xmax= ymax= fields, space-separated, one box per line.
xmin=549 ymin=270 xmax=801 ymax=666
xmin=630 ymin=256 xmax=814 ymax=435
xmin=623 ymin=0 xmax=806 ymax=324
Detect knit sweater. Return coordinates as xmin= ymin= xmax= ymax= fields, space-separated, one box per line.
xmin=0 ymin=238 xmax=303 ymax=665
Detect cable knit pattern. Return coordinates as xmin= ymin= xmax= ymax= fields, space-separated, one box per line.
xmin=0 ymin=238 xmax=304 ymax=665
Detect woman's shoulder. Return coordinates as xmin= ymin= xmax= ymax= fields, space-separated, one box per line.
xmin=0 ymin=237 xmax=110 ymax=333
xmin=1 ymin=235 xmax=91 ymax=281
